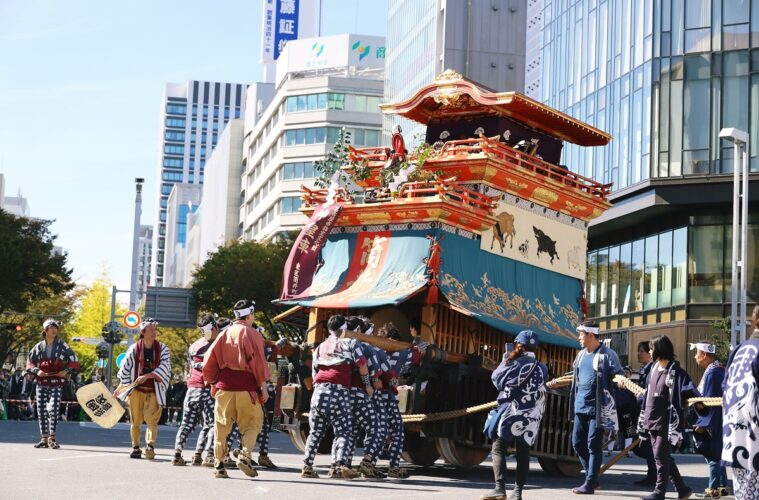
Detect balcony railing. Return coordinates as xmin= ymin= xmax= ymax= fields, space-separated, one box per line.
xmin=347 ymin=136 xmax=612 ymax=201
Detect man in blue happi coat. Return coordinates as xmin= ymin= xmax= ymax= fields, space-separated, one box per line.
xmin=721 ymin=305 xmax=759 ymax=500
xmin=690 ymin=341 xmax=729 ymax=498
xmin=481 ymin=330 xmax=548 ymax=500
xmin=568 ymin=321 xmax=623 ymax=495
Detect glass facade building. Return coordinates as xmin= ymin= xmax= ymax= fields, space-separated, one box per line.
xmin=533 ymin=0 xmax=759 ymax=366
xmin=537 ymin=0 xmax=759 ymax=190
xmin=385 ymin=0 xmax=527 ymax=143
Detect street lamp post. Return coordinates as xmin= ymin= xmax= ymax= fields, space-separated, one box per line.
xmin=719 ymin=127 xmax=749 ymax=347
xmin=129 ymin=178 xmax=144 ymax=313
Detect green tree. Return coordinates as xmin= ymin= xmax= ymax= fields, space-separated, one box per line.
xmin=0 ymin=209 xmax=72 ymax=312
xmin=191 ymin=236 xmax=295 ymax=327
xmin=157 ymin=326 xmax=195 ymax=378
xmin=711 ymin=317 xmax=734 ymax=362
xmin=0 ymin=208 xmax=74 ymax=364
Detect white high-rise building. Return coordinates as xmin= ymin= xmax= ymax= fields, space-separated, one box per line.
xmin=240 ymin=34 xmax=385 ymax=241
xmin=137 ymin=225 xmax=153 ymax=299
xmin=150 ymin=80 xmax=248 ymax=286
xmin=0 ymin=173 xmax=30 ymax=217
xmin=163 ymin=183 xmax=202 ymax=287
xmin=180 ymin=119 xmax=246 ymax=286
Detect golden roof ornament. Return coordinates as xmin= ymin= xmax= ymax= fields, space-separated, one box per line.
xmin=434 ymin=69 xmax=464 ymax=83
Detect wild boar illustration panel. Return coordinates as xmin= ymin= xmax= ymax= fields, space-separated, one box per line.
xmin=480 ymin=190 xmax=588 ymax=280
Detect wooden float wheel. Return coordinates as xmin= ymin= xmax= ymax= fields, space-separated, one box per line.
xmin=288 ymin=421 xmax=334 ymax=455
xmin=538 ymin=456 xmax=582 ymax=477
xmin=402 ymin=433 xmax=441 ymax=466
xmin=435 ymin=438 xmax=490 ymax=468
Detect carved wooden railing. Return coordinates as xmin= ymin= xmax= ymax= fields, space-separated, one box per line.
xmin=348 ymin=136 xmax=612 ymax=202
xmin=435 ymin=137 xmax=612 ymax=201
xmin=397 ymin=178 xmax=500 ymax=214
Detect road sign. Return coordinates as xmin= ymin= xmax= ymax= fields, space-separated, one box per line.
xmin=116 ymin=353 xmax=126 ymax=368
xmin=123 ymin=311 xmax=141 ymax=329
xmin=144 ymin=286 xmax=197 ymax=328
xmin=96 ymin=359 xmax=107 ymax=368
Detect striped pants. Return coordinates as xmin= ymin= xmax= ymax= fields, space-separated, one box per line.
xmin=303 ymin=383 xmax=352 ymax=466
xmin=345 ymin=389 xmax=386 ymax=466
xmin=173 ymin=388 xmax=214 ymax=453
xmin=36 ymin=385 xmax=62 ymax=437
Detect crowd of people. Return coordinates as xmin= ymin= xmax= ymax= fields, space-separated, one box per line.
xmin=7 ymin=302 xmax=759 ymax=499
xmin=29 ymin=299 xmax=423 ymax=482
xmin=481 ymin=311 xmax=759 ymax=500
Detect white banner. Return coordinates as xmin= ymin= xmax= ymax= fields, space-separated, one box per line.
xmin=480 ymin=194 xmax=588 ymax=280
xmin=261 ymin=0 xmax=276 ymax=62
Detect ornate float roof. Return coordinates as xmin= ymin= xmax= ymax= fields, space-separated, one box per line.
xmin=379 ymin=69 xmax=612 ymax=147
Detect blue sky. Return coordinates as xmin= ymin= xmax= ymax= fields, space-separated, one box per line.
xmin=0 ymin=0 xmax=387 ymax=290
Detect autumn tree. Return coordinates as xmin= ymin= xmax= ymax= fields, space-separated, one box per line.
xmin=66 ymin=273 xmax=126 ymax=380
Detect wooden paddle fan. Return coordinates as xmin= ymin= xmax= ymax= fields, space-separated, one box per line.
xmin=75 ymin=381 xmax=137 ymax=428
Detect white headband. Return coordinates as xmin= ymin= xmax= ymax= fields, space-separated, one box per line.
xmin=330 ymin=323 xmax=348 ymax=334
xmin=577 ymin=325 xmax=600 ymax=335
xmin=200 ymin=322 xmax=215 ymax=334
xmin=234 ymin=306 xmax=254 ymax=319
xmin=689 ymin=342 xmax=716 ymax=354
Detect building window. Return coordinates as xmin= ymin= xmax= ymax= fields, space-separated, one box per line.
xmin=166 ymin=104 xmax=187 ymax=115
xmin=327 ymin=93 xmax=345 ymax=110
xmin=161 ymin=184 xmax=173 ymax=195
xmin=162 ymin=171 xmax=183 ymax=181
xmin=688 ymin=224 xmax=724 ymax=303
xmin=285 ymin=127 xmax=329 ymax=146
xmin=165 ymin=130 xmax=185 ymax=141
xmin=164 ymin=144 xmax=184 ymax=155
xmin=282 ymin=161 xmax=315 ymax=180
xmin=166 ymin=118 xmax=186 ymax=128
xmin=163 ymin=158 xmax=183 ymax=168
xmin=285 ymin=92 xmax=351 ymax=113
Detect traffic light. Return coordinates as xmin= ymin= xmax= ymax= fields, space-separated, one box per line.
xmin=101 ymin=321 xmax=124 ymax=344
xmin=1 ymin=323 xmax=23 ymax=332
xmin=96 ymin=342 xmax=109 ymax=359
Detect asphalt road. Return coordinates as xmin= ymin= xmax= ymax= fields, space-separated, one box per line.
xmin=0 ymin=420 xmax=730 ymax=499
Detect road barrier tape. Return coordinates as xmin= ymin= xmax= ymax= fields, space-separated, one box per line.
xmin=1 ymin=398 xmax=184 ymax=410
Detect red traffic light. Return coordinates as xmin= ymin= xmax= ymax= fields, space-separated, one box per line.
xmin=15 ymin=325 xmax=22 ymax=332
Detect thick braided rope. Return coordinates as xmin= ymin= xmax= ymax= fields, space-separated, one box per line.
xmin=401 ymin=401 xmax=497 ymax=423
xmin=687 ymin=397 xmax=723 ymax=407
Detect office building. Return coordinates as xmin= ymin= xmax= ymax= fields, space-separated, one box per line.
xmin=179 ymin=119 xmax=246 ymax=286
xmin=384 ymin=0 xmax=527 ymax=140
xmin=240 ymin=34 xmax=385 ymax=241
xmin=150 ymin=80 xmax=248 ymax=286
xmin=136 ymin=225 xmax=153 ymax=299
xmin=532 ymin=0 xmax=759 ymax=370
xmin=0 ymin=174 xmax=30 ymax=217
xmin=163 ymin=183 xmax=201 ymax=287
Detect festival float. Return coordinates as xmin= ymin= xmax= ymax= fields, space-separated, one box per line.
xmin=273 ymin=70 xmax=612 ymax=474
